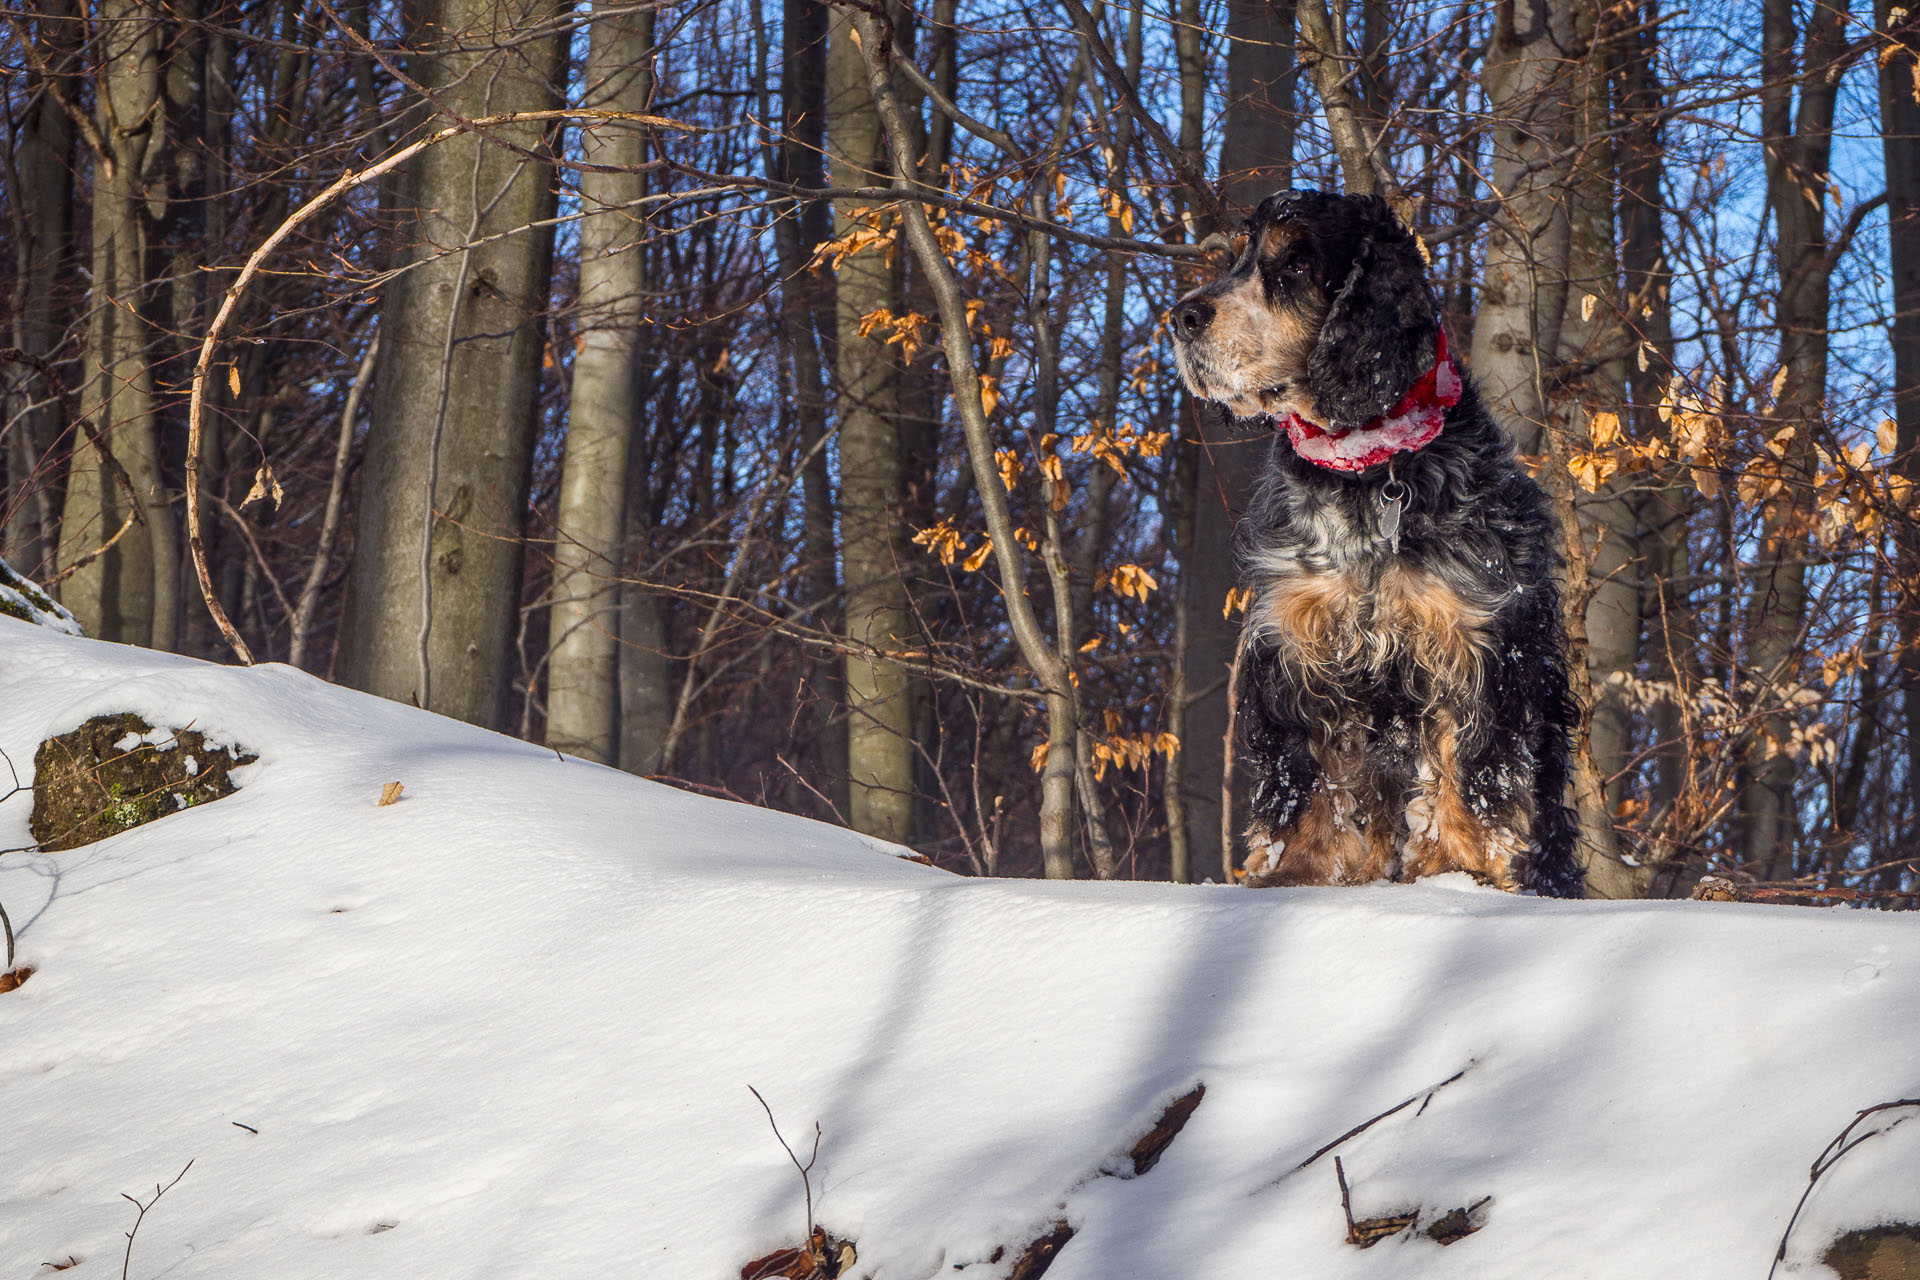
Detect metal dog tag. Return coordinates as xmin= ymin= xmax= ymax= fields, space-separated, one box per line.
xmin=1377 ymin=479 xmax=1408 ymax=555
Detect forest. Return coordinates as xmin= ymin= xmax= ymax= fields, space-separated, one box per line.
xmin=1 ymin=0 xmax=1916 ymax=899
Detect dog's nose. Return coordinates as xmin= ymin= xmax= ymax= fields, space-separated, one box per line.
xmin=1175 ymin=299 xmax=1215 ymax=339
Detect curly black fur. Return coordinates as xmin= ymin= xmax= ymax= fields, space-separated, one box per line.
xmin=1172 ymin=189 xmax=1584 ymax=897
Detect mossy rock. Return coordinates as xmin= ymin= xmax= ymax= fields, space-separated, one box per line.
xmin=0 ymin=557 xmax=81 ymax=633
xmin=30 ymin=714 xmax=257 ymax=851
xmin=1825 ymin=1225 xmax=1920 ymax=1280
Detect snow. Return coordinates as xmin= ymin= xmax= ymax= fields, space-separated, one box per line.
xmin=0 ymin=556 xmax=82 ymax=635
xmin=1 ymin=615 xmax=1917 ymax=1279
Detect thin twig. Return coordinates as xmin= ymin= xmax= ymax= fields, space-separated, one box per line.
xmin=1334 ymin=1155 xmax=1358 ymax=1243
xmin=747 ymin=1085 xmax=822 ymax=1247
xmin=290 ymin=330 xmax=379 ymax=668
xmin=1248 ymin=1061 xmax=1477 ymax=1197
xmin=121 ymin=1160 xmax=193 ymax=1280
xmin=1768 ymin=1099 xmax=1920 ymax=1280
xmin=1220 ymin=627 xmax=1248 ymax=881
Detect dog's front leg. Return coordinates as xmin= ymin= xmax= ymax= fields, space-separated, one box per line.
xmin=1236 ymin=645 xmax=1371 ymax=885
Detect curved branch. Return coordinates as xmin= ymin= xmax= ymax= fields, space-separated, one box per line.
xmin=184 ymin=107 xmax=691 ymax=665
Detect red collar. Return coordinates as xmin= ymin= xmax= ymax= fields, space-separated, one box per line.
xmin=1280 ymin=329 xmax=1463 ymax=473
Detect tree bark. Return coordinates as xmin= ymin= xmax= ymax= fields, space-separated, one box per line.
xmin=1742 ymin=0 xmax=1854 ymax=877
xmin=4 ymin=0 xmax=78 ymax=578
xmin=1878 ymin=0 xmax=1920 ymax=864
xmin=773 ymin=0 xmax=844 ymax=793
xmin=336 ymin=0 xmax=566 ymax=727
xmin=59 ymin=0 xmax=177 ymax=650
xmin=1557 ymin=0 xmax=1635 ymax=876
xmin=828 ymin=4 xmax=916 ymax=842
xmin=545 ymin=1 xmax=657 ymax=764
xmin=1176 ymin=0 xmax=1298 ymax=882
xmin=1620 ymin=0 xmax=1688 ymax=853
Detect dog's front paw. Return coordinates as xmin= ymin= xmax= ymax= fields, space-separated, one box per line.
xmin=1241 ymin=824 xmax=1290 ymax=886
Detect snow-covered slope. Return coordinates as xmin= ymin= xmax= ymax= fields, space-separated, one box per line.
xmin=1 ymin=617 xmax=1916 ymax=1279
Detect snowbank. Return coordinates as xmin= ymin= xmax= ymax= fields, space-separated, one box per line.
xmin=1 ymin=617 xmax=1915 ymax=1278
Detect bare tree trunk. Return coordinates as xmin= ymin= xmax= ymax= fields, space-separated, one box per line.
xmin=1558 ymin=0 xmax=1635 ymax=874
xmin=4 ymin=0 xmax=78 ymax=578
xmin=1878 ymin=0 xmax=1920 ymax=861
xmin=1176 ymin=0 xmax=1296 ymax=882
xmin=828 ymin=1 xmax=916 ymax=843
xmin=1468 ymin=0 xmax=1639 ymax=894
xmin=773 ymin=0 xmax=844 ymax=793
xmin=1742 ymin=0 xmax=1854 ymax=877
xmin=845 ymin=4 xmax=1082 ymax=877
xmin=336 ymin=0 xmax=565 ymax=727
xmin=546 ymin=2 xmax=657 ymax=764
xmin=1471 ymin=0 xmax=1574 ymax=459
xmin=59 ymin=0 xmax=177 ymax=650
xmin=1621 ymin=0 xmax=1688 ymax=852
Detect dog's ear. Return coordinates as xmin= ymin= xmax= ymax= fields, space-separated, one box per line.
xmin=1304 ymin=206 xmax=1440 ymax=429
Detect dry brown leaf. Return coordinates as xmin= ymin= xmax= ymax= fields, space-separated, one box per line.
xmin=1879 ymin=417 xmax=1900 ymax=455
xmin=379 ymin=781 xmax=404 ymax=806
xmin=239 ymin=462 xmax=285 ymax=514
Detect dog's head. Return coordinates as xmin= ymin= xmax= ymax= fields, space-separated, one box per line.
xmin=1169 ymin=190 xmax=1440 ymax=432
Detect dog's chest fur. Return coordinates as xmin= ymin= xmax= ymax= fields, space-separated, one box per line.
xmin=1244 ymin=487 xmax=1517 ymax=701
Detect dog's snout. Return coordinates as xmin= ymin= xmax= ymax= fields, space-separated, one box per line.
xmin=1175 ymin=298 xmax=1215 ymax=339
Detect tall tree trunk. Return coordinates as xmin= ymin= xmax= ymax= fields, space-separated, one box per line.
xmin=59 ymin=0 xmax=177 ymax=649
xmin=1621 ymin=0 xmax=1688 ymax=856
xmin=1742 ymin=0 xmax=1854 ymax=877
xmin=828 ymin=1 xmax=915 ymax=843
xmin=4 ymin=0 xmax=78 ymax=578
xmin=774 ymin=0 xmax=843 ymax=794
xmin=546 ymin=2 xmax=657 ymax=764
xmin=1470 ymin=0 xmax=1636 ymax=894
xmin=1879 ymin=0 xmax=1920 ymax=862
xmin=1557 ymin=0 xmax=1635 ymax=874
xmin=336 ymin=0 xmax=565 ymax=727
xmin=1177 ymin=0 xmax=1296 ymax=881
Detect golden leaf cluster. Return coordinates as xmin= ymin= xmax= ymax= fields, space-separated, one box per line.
xmin=911 ymin=518 xmax=966 ymax=565
xmin=813 ymin=206 xmax=898 ymax=272
xmin=1068 ymin=419 xmax=1171 ymax=481
xmin=1097 ymin=563 xmax=1158 ymax=602
xmin=1088 ymin=716 xmax=1180 ymax=780
xmin=856 ymin=306 xmax=931 ymax=364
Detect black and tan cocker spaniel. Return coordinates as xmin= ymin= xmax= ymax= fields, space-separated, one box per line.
xmin=1172 ymin=189 xmax=1583 ymax=897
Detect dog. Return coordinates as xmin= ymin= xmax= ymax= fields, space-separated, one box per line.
xmin=1170 ymin=189 xmax=1584 ymax=897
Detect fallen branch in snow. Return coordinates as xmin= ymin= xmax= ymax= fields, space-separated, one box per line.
xmin=1691 ymin=875 xmax=1920 ymax=906
xmin=120 ymin=1160 xmax=192 ymax=1280
xmin=1768 ymin=1098 xmax=1920 ymax=1280
xmin=1289 ymin=1060 xmax=1476 ymax=1176
xmin=1006 ymin=1220 xmax=1075 ymax=1279
xmin=1334 ymin=1155 xmax=1417 ymax=1247
xmin=1334 ymin=1155 xmax=1488 ymax=1250
xmin=1122 ymin=1084 xmax=1206 ymax=1177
